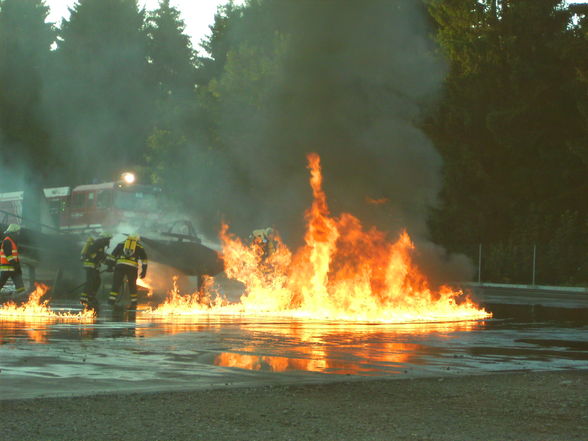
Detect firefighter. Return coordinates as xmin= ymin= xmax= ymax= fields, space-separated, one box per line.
xmin=264 ymin=227 xmax=278 ymax=255
xmin=107 ymin=235 xmax=148 ymax=310
xmin=0 ymin=224 xmax=26 ymax=299
xmin=249 ymin=227 xmax=278 ymax=259
xmin=80 ymin=232 xmax=112 ymax=311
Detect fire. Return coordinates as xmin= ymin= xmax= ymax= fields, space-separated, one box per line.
xmin=219 ymin=153 xmax=490 ymax=322
xmin=148 ymin=153 xmax=490 ymax=323
xmin=145 ymin=275 xmax=228 ymax=316
xmin=0 ymin=283 xmax=95 ymax=321
xmin=137 ymin=277 xmax=154 ymax=297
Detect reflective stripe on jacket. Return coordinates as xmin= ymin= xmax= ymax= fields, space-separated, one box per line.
xmin=116 ymin=258 xmax=140 ymax=268
xmin=82 ymin=237 xmax=110 ymax=269
xmin=0 ymin=236 xmax=19 ymax=271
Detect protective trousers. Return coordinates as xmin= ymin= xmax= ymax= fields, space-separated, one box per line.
xmin=80 ymin=268 xmax=101 ymax=309
xmin=0 ymin=269 xmax=25 ymax=296
xmin=109 ymin=265 xmax=138 ymax=307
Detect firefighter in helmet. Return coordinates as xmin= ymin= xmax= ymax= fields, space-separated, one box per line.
xmin=107 ymin=235 xmax=148 ymax=309
xmin=80 ymin=231 xmax=112 ymax=311
xmin=0 ymin=224 xmax=26 ymax=299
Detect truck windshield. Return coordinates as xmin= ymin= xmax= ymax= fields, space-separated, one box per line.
xmin=114 ymin=190 xmax=158 ymax=212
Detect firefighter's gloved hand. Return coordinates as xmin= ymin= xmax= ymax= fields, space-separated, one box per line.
xmin=139 ymin=269 xmax=147 ymax=279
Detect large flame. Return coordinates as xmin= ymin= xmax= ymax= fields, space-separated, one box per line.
xmin=150 ymin=153 xmax=490 ymax=323
xmin=219 ymin=153 xmax=490 ymax=322
xmin=0 ymin=283 xmax=95 ymax=321
xmin=137 ymin=277 xmax=153 ymax=296
xmin=146 ymin=275 xmax=228 ymax=316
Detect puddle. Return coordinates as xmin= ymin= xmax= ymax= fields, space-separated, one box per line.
xmin=1 ymin=303 xmax=587 ymax=399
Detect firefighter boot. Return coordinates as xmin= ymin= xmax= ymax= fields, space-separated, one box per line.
xmin=128 ymin=291 xmax=138 ymax=311
xmin=87 ymin=296 xmax=100 ymax=314
xmin=0 ymin=291 xmax=13 ymax=305
xmin=127 ymin=308 xmax=137 ymax=322
xmin=112 ymin=304 xmax=126 ymax=321
xmin=108 ymin=292 xmax=118 ymax=306
xmin=12 ymin=287 xmax=28 ymax=305
xmin=80 ymin=292 xmax=89 ymax=307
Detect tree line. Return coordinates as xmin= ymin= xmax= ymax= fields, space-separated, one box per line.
xmin=1 ymin=0 xmax=588 ymax=286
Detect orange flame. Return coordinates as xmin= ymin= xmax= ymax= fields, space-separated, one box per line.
xmin=145 ymin=275 xmax=228 ymax=316
xmin=148 ymin=153 xmax=490 ymax=323
xmin=0 ymin=283 xmax=95 ymax=321
xmin=137 ymin=277 xmax=154 ymax=297
xmin=219 ymin=153 xmax=490 ymax=322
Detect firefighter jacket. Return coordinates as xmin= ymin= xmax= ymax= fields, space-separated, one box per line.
xmin=81 ymin=237 xmax=111 ymax=270
xmin=250 ymin=229 xmax=278 ymax=259
xmin=0 ymin=235 xmax=20 ymax=272
xmin=108 ymin=237 xmax=148 ymax=274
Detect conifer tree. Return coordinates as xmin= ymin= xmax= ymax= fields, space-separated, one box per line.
xmin=147 ymin=0 xmax=196 ymax=106
xmin=426 ymin=0 xmax=585 ymax=283
xmin=0 ymin=0 xmax=55 ymax=183
xmin=53 ymin=0 xmax=152 ymax=182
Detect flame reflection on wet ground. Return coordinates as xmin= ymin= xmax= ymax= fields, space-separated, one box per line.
xmin=133 ymin=316 xmax=484 ymax=375
xmin=1 ymin=308 xmax=586 ymax=400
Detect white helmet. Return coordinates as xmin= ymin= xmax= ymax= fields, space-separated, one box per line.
xmin=4 ymin=224 xmax=20 ymax=234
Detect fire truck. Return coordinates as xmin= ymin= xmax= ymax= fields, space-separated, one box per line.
xmin=0 ymin=171 xmax=169 ymax=235
xmin=46 ymin=181 xmax=163 ymax=234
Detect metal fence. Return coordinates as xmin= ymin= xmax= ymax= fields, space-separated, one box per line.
xmin=466 ymin=242 xmax=588 ymax=287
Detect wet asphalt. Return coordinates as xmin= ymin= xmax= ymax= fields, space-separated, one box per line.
xmin=1 ymin=298 xmax=587 ymax=400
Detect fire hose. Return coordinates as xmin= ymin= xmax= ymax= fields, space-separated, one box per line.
xmin=62 ymin=268 xmax=110 ymax=297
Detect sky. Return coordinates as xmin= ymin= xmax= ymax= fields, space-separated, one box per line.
xmin=44 ymin=0 xmax=244 ymax=52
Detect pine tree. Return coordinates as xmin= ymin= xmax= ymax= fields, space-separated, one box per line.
xmin=147 ymin=0 xmax=196 ymax=105
xmin=197 ymin=3 xmax=244 ymax=86
xmin=53 ymin=0 xmax=152 ymax=183
xmin=426 ymin=0 xmax=585 ymax=283
xmin=0 ymin=0 xmax=55 ymax=182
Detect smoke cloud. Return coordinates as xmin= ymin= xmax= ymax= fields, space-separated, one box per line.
xmin=197 ymin=1 xmax=444 ymax=240
xmin=189 ymin=0 xmax=474 ymax=282
xmin=1 ymin=0 xmax=474 ymax=283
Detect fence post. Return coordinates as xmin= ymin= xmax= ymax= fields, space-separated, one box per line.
xmin=478 ymin=243 xmax=482 ymax=284
xmin=532 ymin=244 xmax=537 ymax=286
